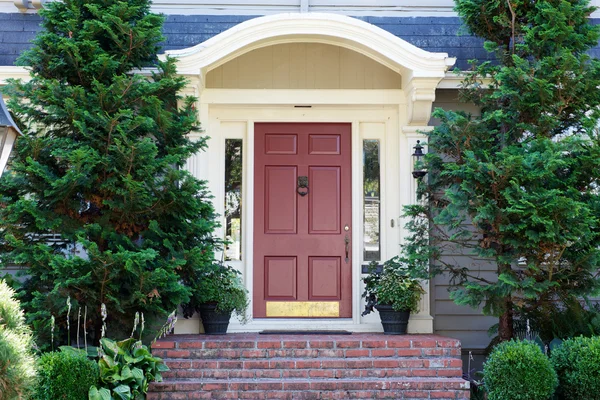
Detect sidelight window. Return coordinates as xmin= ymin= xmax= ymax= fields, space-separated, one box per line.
xmin=224 ymin=139 xmax=243 ymax=261
xmin=363 ymin=139 xmax=380 ymax=261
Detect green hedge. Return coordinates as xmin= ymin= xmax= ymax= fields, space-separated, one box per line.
xmin=34 ymin=351 xmax=99 ymax=400
xmin=551 ymin=336 xmax=600 ymax=400
xmin=0 ymin=280 xmax=37 ymax=400
xmin=484 ymin=340 xmax=557 ymax=400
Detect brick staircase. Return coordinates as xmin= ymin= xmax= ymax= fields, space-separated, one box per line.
xmin=149 ymin=333 xmax=470 ymax=399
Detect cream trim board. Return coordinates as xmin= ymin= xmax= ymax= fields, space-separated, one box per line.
xmin=0 ymin=67 xmax=464 ymax=92
xmin=0 ymin=67 xmax=30 ymax=86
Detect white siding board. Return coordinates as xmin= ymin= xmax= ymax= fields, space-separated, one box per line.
xmin=272 ymin=44 xmax=291 ymax=89
xmin=435 ymin=315 xmax=498 ymax=331
xmin=436 ymin=330 xmax=494 ymax=350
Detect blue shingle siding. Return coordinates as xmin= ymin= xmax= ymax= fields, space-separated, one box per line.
xmin=0 ymin=13 xmax=598 ymax=70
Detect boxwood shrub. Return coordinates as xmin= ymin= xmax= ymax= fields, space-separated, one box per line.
xmin=484 ymin=340 xmax=557 ymax=400
xmin=551 ymin=336 xmax=600 ymax=400
xmin=0 ymin=280 xmax=37 ymax=400
xmin=34 ymin=350 xmax=99 ymax=400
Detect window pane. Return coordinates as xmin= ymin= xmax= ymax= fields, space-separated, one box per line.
xmin=225 ymin=139 xmax=243 ymax=261
xmin=363 ymin=140 xmax=380 ymax=261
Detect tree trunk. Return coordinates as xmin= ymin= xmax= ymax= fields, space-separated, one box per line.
xmin=498 ymin=297 xmax=514 ymax=341
xmin=497 ymin=260 xmax=514 ymax=342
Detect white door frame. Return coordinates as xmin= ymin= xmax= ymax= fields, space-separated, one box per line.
xmin=174 ymin=90 xmax=434 ymax=334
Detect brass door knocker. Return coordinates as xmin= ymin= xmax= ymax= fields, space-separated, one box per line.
xmin=297 ymin=176 xmax=309 ymax=196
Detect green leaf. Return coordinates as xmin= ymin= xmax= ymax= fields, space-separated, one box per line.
xmin=121 ymin=365 xmax=134 ymax=381
xmin=112 ymin=385 xmax=132 ymax=400
xmin=101 ymin=338 xmax=119 ymax=358
xmin=131 ymin=367 xmax=145 ymax=387
xmin=89 ymin=387 xmax=112 ymax=400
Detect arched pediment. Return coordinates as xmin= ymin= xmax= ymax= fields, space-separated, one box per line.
xmin=163 ymin=13 xmax=455 ymax=86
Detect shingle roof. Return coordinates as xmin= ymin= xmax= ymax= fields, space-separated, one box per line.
xmin=1 ymin=13 xmax=597 ymax=70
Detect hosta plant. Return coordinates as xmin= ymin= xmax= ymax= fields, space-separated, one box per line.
xmin=88 ymin=338 xmax=168 ymax=400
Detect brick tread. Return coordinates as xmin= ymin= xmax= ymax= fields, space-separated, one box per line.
xmin=154 ymin=349 xmax=461 ymax=359
xmin=149 ymin=378 xmax=470 ymax=399
xmin=163 ymin=356 xmax=462 ymax=364
xmin=151 ymin=377 xmax=469 ymax=389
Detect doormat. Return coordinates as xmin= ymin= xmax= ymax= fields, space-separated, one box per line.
xmin=259 ymin=330 xmax=352 ymax=335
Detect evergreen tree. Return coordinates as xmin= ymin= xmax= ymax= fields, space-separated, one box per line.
xmin=0 ymin=0 xmax=218 ymax=344
xmin=407 ymin=0 xmax=600 ymax=341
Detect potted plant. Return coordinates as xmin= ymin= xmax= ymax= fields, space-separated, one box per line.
xmin=361 ymin=257 xmax=425 ymax=335
xmin=184 ymin=263 xmax=249 ymax=334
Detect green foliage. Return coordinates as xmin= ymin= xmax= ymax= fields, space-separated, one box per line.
xmin=550 ymin=336 xmax=600 ymax=400
xmin=361 ymin=257 xmax=425 ymax=315
xmin=520 ymin=298 xmax=600 ymax=343
xmin=185 ymin=264 xmax=249 ymax=321
xmin=34 ymin=350 xmax=99 ymax=400
xmin=484 ymin=340 xmax=557 ymax=400
xmin=0 ymin=0 xmax=219 ymax=344
xmin=89 ymin=337 xmax=168 ymax=400
xmin=404 ymin=0 xmax=600 ymax=340
xmin=0 ymin=280 xmax=37 ymax=400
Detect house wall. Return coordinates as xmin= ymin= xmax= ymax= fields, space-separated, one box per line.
xmin=429 ymin=89 xmax=497 ymax=353
xmin=1 ymin=0 xmax=598 ymax=352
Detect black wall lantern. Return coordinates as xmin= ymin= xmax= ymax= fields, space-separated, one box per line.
xmin=0 ymin=95 xmax=23 ymax=176
xmin=411 ymin=140 xmax=427 ymax=179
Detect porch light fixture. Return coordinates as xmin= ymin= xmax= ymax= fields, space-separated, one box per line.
xmin=411 ymin=140 xmax=427 ymax=179
xmin=0 ymin=95 xmax=23 ymax=177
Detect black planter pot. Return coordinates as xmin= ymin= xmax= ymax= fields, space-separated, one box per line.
xmin=199 ymin=303 xmax=232 ymax=335
xmin=374 ymin=304 xmax=410 ymax=335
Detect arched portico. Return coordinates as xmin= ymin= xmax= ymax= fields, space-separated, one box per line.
xmin=166 ymin=13 xmax=455 ymax=334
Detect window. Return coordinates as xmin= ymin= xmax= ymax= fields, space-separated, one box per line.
xmin=363 ymin=139 xmax=380 ymax=261
xmin=224 ymin=139 xmax=243 ymax=261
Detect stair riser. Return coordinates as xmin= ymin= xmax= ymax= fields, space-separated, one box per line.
xmin=164 ymin=357 xmax=461 ymax=369
xmin=162 ymin=367 xmax=463 ymax=380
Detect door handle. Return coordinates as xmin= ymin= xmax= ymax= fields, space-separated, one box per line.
xmin=344 ymin=234 xmax=350 ymax=264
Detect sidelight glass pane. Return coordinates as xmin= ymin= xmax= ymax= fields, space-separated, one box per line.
xmin=225 ymin=139 xmax=243 ymax=261
xmin=363 ymin=140 xmax=381 ymax=261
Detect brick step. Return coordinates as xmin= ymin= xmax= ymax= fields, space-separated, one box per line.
xmin=148 ymin=378 xmax=470 ymax=399
xmin=161 ymin=357 xmax=462 ymax=379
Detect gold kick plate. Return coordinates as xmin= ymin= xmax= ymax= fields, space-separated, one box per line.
xmin=266 ymin=301 xmax=340 ymax=317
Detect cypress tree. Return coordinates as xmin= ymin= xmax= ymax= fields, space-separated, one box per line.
xmin=0 ymin=0 xmax=218 ymax=344
xmin=407 ymin=0 xmax=600 ymax=341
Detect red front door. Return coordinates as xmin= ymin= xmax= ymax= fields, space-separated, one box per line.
xmin=253 ymin=123 xmax=352 ymax=318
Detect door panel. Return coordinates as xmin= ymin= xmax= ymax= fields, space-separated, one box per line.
xmin=265 ymin=257 xmax=297 ymax=299
xmin=254 ymin=123 xmax=352 ymax=318
xmin=309 ymin=166 xmax=341 ymax=234
xmin=309 ymin=256 xmax=341 ymax=299
xmin=264 ymin=166 xmax=297 ymax=234
xmin=265 ymin=134 xmax=298 ymax=154
xmin=309 ymin=134 xmax=341 ymax=154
